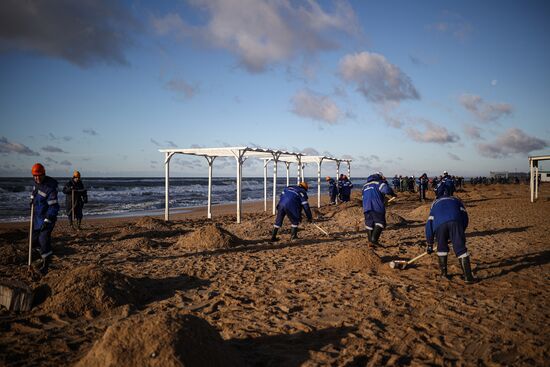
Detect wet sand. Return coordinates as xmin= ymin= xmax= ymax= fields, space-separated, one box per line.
xmin=0 ymin=184 xmax=549 ymax=366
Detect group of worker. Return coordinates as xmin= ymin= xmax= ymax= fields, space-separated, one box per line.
xmin=326 ymin=174 xmax=353 ymax=204
xmin=270 ymin=170 xmax=475 ymax=284
xmin=29 ymin=163 xmax=87 ymax=275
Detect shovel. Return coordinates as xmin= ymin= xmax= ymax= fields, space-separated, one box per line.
xmin=311 ymin=222 xmax=330 ymax=237
xmin=389 ymin=251 xmax=429 ymax=270
xmin=28 ymin=203 xmax=34 ymax=267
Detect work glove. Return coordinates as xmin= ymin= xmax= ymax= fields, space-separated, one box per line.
xmin=40 ymin=219 xmax=52 ymax=232
xmin=426 ymin=243 xmax=434 ymax=254
xmin=29 ymin=195 xmax=34 ymax=208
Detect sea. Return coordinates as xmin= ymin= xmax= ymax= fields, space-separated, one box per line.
xmin=0 ymin=176 xmax=359 ymax=223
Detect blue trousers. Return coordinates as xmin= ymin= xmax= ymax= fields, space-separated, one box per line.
xmin=274 ymin=207 xmax=300 ymax=228
xmin=435 ymin=221 xmax=467 ymax=257
xmin=363 ymin=210 xmax=386 ymax=230
xmin=32 ymin=224 xmax=55 ymax=258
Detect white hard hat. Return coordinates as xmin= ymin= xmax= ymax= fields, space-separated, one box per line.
xmin=443 ymin=170 xmax=448 ymax=175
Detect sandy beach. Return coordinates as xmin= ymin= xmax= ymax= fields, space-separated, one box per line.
xmin=0 ymin=183 xmax=548 ymax=366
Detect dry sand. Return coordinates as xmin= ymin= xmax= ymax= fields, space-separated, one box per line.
xmin=0 ymin=184 xmax=549 ymax=366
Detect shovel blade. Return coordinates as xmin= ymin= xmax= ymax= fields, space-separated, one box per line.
xmin=390 ymin=260 xmax=407 ymax=270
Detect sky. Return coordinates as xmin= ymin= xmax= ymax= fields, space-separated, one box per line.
xmin=1 ymin=0 xmax=549 ymax=178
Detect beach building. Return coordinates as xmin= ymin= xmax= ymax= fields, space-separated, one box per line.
xmin=489 ymin=171 xmax=529 ymax=179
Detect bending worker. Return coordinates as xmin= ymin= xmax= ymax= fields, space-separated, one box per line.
xmin=30 ymin=163 xmax=59 ymax=275
xmin=271 ymin=182 xmax=313 ymax=241
xmin=62 ymin=170 xmax=88 ymax=229
xmin=362 ymin=172 xmax=396 ymax=245
xmin=425 ymin=195 xmax=475 ymax=284
xmin=326 ymin=176 xmax=338 ymax=205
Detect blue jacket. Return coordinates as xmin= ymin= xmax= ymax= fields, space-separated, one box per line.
xmin=362 ymin=174 xmax=395 ymax=214
xmin=339 ymin=180 xmax=353 ymax=196
xmin=425 ymin=196 xmax=468 ymax=244
xmin=31 ymin=176 xmax=60 ymax=228
xmin=278 ymin=185 xmax=312 ymax=221
xmin=392 ymin=177 xmax=400 ymax=189
xmin=327 ymin=178 xmax=338 ymax=196
xmin=435 ymin=175 xmax=455 ymax=198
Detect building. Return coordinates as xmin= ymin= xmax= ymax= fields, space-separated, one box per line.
xmin=489 ymin=171 xmax=529 ymax=179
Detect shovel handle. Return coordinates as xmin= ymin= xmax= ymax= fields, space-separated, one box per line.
xmin=312 ymin=223 xmax=330 ymax=236
xmin=28 ymin=203 xmax=34 ymax=267
xmin=407 ymin=251 xmax=429 ymax=265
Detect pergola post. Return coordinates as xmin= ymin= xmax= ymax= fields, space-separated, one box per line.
xmin=234 ymin=150 xmax=245 ymax=223
xmin=336 ymin=161 xmax=341 ymax=204
xmin=263 ymin=159 xmax=269 ymax=212
xmin=285 ymin=162 xmax=291 ymax=186
xmin=206 ymin=156 xmax=216 ymax=219
xmin=347 ymin=161 xmax=351 ymax=180
xmin=164 ymin=152 xmax=175 ymax=221
xmin=272 ymin=153 xmax=281 ymax=215
xmin=316 ymin=159 xmax=322 ymax=208
xmin=530 ymin=158 xmax=534 ymax=203
xmin=535 ymin=165 xmax=539 ymax=200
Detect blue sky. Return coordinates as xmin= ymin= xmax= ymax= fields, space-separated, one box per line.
xmin=1 ymin=0 xmax=549 ymax=178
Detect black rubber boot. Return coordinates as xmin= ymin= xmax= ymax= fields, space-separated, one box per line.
xmin=270 ymin=228 xmax=279 ymax=242
xmin=76 ymin=219 xmax=81 ymax=230
xmin=438 ymin=255 xmax=450 ymax=278
xmin=366 ymin=229 xmax=373 ymax=243
xmin=39 ymin=255 xmax=51 ymax=276
xmin=290 ymin=227 xmax=299 ymax=240
xmin=371 ymin=226 xmax=383 ymax=245
xmin=459 ymin=256 xmax=475 ymax=284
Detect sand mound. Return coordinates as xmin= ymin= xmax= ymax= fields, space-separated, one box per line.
xmin=0 ymin=243 xmax=25 ymax=265
xmin=133 ymin=216 xmax=171 ymax=231
xmin=325 ymin=247 xmax=382 ymax=272
xmin=177 ymin=224 xmax=240 ymax=251
xmin=76 ymin=312 xmax=242 ymax=367
xmin=406 ymin=204 xmax=431 ymax=221
xmin=386 ymin=212 xmax=407 ymax=226
xmin=118 ymin=237 xmax=158 ymax=250
xmin=41 ymin=265 xmax=137 ymax=316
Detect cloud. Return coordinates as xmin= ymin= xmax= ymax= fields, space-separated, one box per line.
xmin=426 ymin=11 xmax=473 ymax=41
xmin=0 ymin=136 xmax=39 ymax=155
xmin=165 ymin=77 xmax=199 ymax=99
xmin=301 ymin=147 xmax=320 ymax=156
xmin=152 ymin=0 xmax=361 ymax=73
xmin=448 ymin=152 xmax=461 ymax=161
xmin=491 ymin=79 xmax=498 ymax=86
xmin=406 ymin=120 xmax=460 ymax=144
xmin=42 ymin=145 xmax=68 ymax=153
xmin=459 ymin=94 xmax=512 ymax=122
xmin=0 ymin=0 xmax=139 ymax=67
xmin=476 ymin=128 xmax=548 ymax=158
xmin=59 ymin=160 xmax=72 ymax=166
xmin=291 ymin=89 xmax=342 ymax=124
xmin=463 ymin=124 xmax=483 ymax=140
xmin=165 ymin=140 xmax=178 ymax=148
xmin=44 ymin=157 xmax=58 ymax=164
xmin=150 ymin=138 xmax=161 ymax=146
xmin=83 ymin=129 xmax=98 ymax=136
xmin=339 ymin=52 xmax=420 ymax=103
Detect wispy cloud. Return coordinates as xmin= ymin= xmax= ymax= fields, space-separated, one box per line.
xmin=59 ymin=160 xmax=72 ymax=166
xmin=476 ymin=128 xmax=547 ymax=158
xmin=339 ymin=52 xmax=419 ymax=103
xmin=448 ymin=152 xmax=461 ymax=161
xmin=83 ymin=129 xmax=99 ymax=136
xmin=426 ymin=11 xmax=473 ymax=41
xmin=406 ymin=120 xmax=459 ymax=144
xmin=301 ymin=147 xmax=320 ymax=155
xmin=463 ymin=124 xmax=483 ymax=140
xmin=42 ymin=145 xmax=68 ymax=153
xmin=165 ymin=77 xmax=199 ymax=99
xmin=152 ymin=0 xmax=361 ymax=73
xmin=44 ymin=157 xmax=58 ymax=164
xmin=165 ymin=140 xmax=177 ymax=148
xmin=459 ymin=94 xmax=512 ymax=122
xmin=0 ymin=136 xmax=39 ymax=155
xmin=150 ymin=138 xmax=161 ymax=146
xmin=0 ymin=0 xmax=139 ymax=67
xmin=291 ymin=89 xmax=342 ymax=124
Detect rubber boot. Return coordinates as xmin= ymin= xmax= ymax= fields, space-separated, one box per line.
xmin=366 ymin=229 xmax=373 ymax=243
xmin=290 ymin=227 xmax=299 ymax=240
xmin=459 ymin=256 xmax=475 ymax=284
xmin=39 ymin=255 xmax=51 ymax=276
xmin=76 ymin=219 xmax=81 ymax=230
xmin=371 ymin=226 xmax=383 ymax=245
xmin=438 ymin=255 xmax=450 ymax=278
xmin=270 ymin=228 xmax=279 ymax=242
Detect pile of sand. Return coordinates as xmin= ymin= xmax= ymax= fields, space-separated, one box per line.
xmin=133 ymin=216 xmax=171 ymax=231
xmin=386 ymin=212 xmax=407 ymax=226
xmin=325 ymin=247 xmax=382 ymax=272
xmin=76 ymin=312 xmax=242 ymax=367
xmin=0 ymin=243 xmax=25 ymax=265
xmin=405 ymin=204 xmax=431 ymax=221
xmin=118 ymin=237 xmax=158 ymax=251
xmin=40 ymin=265 xmax=138 ymax=317
xmin=177 ymin=224 xmax=240 ymax=251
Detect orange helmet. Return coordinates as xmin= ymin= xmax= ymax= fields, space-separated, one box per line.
xmin=325 ymin=176 xmax=331 ymax=181
xmin=32 ymin=163 xmax=45 ymax=176
xmin=299 ymin=182 xmax=309 ymax=191
xmin=73 ymin=170 xmax=81 ymax=178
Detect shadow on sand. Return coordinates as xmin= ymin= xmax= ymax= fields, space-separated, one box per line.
xmin=476 ymin=250 xmax=550 ymax=280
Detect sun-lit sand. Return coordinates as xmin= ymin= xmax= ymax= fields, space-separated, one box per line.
xmin=0 ymin=184 xmax=548 ymax=366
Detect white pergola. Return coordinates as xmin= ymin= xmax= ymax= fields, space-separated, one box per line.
xmin=159 ymin=146 xmax=351 ymax=223
xmin=529 ymin=154 xmax=550 ymax=202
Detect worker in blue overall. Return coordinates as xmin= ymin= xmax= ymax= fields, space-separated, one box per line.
xmin=30 ymin=163 xmax=60 ymax=275
xmin=326 ymin=176 xmax=338 ymax=205
xmin=435 ymin=171 xmax=456 ymax=198
xmin=271 ymin=182 xmax=313 ymax=241
xmin=425 ymin=195 xmax=475 ymax=283
xmin=339 ymin=175 xmax=353 ymax=202
xmin=362 ymin=172 xmax=396 ymax=245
